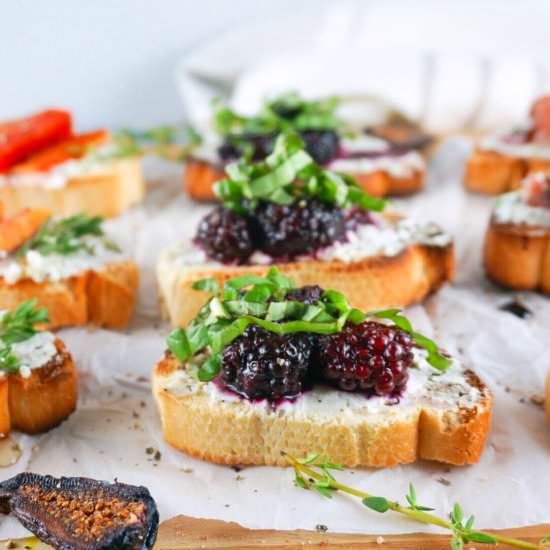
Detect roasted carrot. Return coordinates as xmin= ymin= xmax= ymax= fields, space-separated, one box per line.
xmin=0 ymin=208 xmax=50 ymax=253
xmin=0 ymin=110 xmax=72 ymax=173
xmin=11 ymin=130 xmax=108 ymax=173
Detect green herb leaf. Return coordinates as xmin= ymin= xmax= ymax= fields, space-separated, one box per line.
xmin=192 ymin=278 xmax=220 ymax=293
xmin=466 ymin=531 xmax=497 ymax=544
xmin=16 ymin=214 xmax=115 ymax=257
xmin=362 ymin=496 xmax=390 ymax=513
xmin=166 ymin=328 xmax=191 ymax=361
xmin=0 ymin=299 xmax=49 ymax=345
xmin=198 ymin=354 xmax=221 ymax=381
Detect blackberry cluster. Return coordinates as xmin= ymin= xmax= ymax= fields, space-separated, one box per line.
xmin=344 ymin=206 xmax=375 ymax=230
xmin=319 ymin=321 xmax=414 ymax=396
xmin=217 ymin=129 xmax=339 ymax=165
xmin=194 ymin=206 xmax=254 ymax=264
xmin=285 ymin=285 xmax=323 ymax=305
xmin=299 ymin=129 xmax=340 ymax=165
xmin=221 ymin=325 xmax=314 ymax=401
xmin=253 ymin=199 xmax=345 ymax=258
xmin=217 ymin=134 xmax=275 ymax=163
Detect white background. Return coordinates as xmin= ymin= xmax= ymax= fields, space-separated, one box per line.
xmin=2 ymin=0 xmax=550 ymax=130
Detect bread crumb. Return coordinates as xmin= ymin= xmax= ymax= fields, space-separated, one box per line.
xmin=479 ymin=475 xmax=489 ymax=482
xmin=5 ymin=541 xmax=17 ymax=549
xmin=180 ymin=467 xmax=193 ymax=473
xmin=530 ymin=394 xmax=544 ymax=407
xmin=376 ymin=536 xmax=385 ymax=544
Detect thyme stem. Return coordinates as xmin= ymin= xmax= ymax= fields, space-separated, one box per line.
xmin=283 ymin=452 xmax=544 ymax=550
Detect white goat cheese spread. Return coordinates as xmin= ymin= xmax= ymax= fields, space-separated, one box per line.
xmin=158 ymin=349 xmax=481 ymax=418
xmin=0 ymin=237 xmax=125 ymax=284
xmin=479 ymin=134 xmax=550 ymax=160
xmin=0 ymin=317 xmax=57 ymax=379
xmin=329 ymin=150 xmax=425 ymax=178
xmin=493 ymin=191 xmax=550 ymax=227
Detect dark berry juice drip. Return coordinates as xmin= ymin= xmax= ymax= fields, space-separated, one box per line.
xmin=498 ymin=299 xmax=533 ymax=320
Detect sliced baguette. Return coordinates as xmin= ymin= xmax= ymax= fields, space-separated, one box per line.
xmin=152 ymin=352 xmax=492 ymax=467
xmin=0 ymin=157 xmax=144 ymax=218
xmin=183 ymin=158 xmax=423 ymax=201
xmin=0 ymin=337 xmax=76 ymax=435
xmin=157 ymin=242 xmax=453 ymax=327
xmin=464 ymin=148 xmax=550 ymax=194
xmin=0 ymin=260 xmax=139 ymax=329
xmin=483 ymin=219 xmax=550 ymax=292
xmin=7 ymin=338 xmax=76 ymax=434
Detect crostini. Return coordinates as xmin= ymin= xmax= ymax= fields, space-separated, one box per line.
xmin=0 ymin=109 xmax=144 ymax=217
xmin=153 ymin=269 xmax=492 ymax=467
xmin=465 ymin=95 xmax=550 ymax=194
xmin=184 ymin=92 xmax=431 ymax=200
xmin=0 ymin=299 xmax=76 ymax=435
xmin=159 ymin=133 xmax=453 ymax=327
xmin=483 ymin=171 xmax=550 ymax=292
xmin=0 ymin=207 xmax=138 ymax=328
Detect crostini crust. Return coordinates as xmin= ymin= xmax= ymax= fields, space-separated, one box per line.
xmin=157 ymin=243 xmax=453 ymax=327
xmin=152 ymin=355 xmax=492 ymax=467
xmin=483 ymin=219 xmax=550 ymax=293
xmin=0 ymin=157 xmax=144 ymax=218
xmin=0 ymin=259 xmax=139 ymax=329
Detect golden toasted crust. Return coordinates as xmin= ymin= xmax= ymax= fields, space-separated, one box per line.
xmin=464 ymin=148 xmax=550 ymax=195
xmin=152 ymin=355 xmax=492 ymax=467
xmin=7 ymin=338 xmax=77 ymax=434
xmin=0 ymin=378 xmax=9 ymax=437
xmin=183 ymin=158 xmax=423 ymax=200
xmin=0 ymin=260 xmax=139 ymax=329
xmin=0 ymin=158 xmax=144 ymax=218
xmin=483 ymin=219 xmax=550 ymax=293
xmin=157 ymin=243 xmax=453 ymax=327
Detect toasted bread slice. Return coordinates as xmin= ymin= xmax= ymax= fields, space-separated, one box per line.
xmin=483 ymin=219 xmax=550 ymax=292
xmin=0 ymin=260 xmax=139 ymax=329
xmin=152 ymin=352 xmax=492 ymax=467
xmin=464 ymin=148 xmax=550 ymax=194
xmin=0 ymin=158 xmax=144 ymax=218
xmin=7 ymin=338 xmax=76 ymax=434
xmin=183 ymin=158 xmax=423 ymax=201
xmin=157 ymin=242 xmax=453 ymax=327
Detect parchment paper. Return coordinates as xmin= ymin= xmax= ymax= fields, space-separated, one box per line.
xmin=1 ymin=138 xmax=549 ymax=538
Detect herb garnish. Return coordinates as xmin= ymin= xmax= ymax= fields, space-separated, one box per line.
xmin=166 ymin=268 xmax=450 ymax=381
xmin=285 ymin=452 xmax=547 ymax=550
xmin=213 ymin=132 xmax=386 ymax=213
xmin=0 ymin=299 xmax=49 ymax=373
xmin=16 ymin=214 xmax=119 ymax=257
xmin=212 ymin=92 xmax=343 ymax=137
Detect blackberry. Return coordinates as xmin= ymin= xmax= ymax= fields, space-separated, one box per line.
xmin=254 ymin=199 xmax=345 ymax=258
xmin=344 ymin=206 xmax=375 ymax=230
xmin=299 ymin=129 xmax=340 ymax=164
xmin=285 ymin=285 xmax=324 ymax=305
xmin=319 ymin=321 xmax=414 ymax=396
xmin=218 ymin=133 xmax=275 ymax=162
xmin=194 ymin=206 xmax=254 ymax=264
xmin=220 ymin=325 xmax=314 ymax=401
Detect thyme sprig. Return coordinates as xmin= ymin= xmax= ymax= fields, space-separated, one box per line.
xmin=214 ymin=132 xmax=386 ymax=213
xmin=285 ymin=452 xmax=548 ymax=550
xmin=0 ymin=299 xmax=49 ymax=373
xmin=166 ymin=268 xmax=451 ymax=380
xmin=16 ymin=214 xmax=119 ymax=257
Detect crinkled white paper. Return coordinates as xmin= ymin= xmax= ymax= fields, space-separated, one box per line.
xmin=1 ymin=141 xmax=550 ymax=539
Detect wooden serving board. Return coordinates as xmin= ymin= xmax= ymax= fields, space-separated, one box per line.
xmin=155 ymin=516 xmax=550 ymax=549
xmin=3 ymin=517 xmax=548 ymax=549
